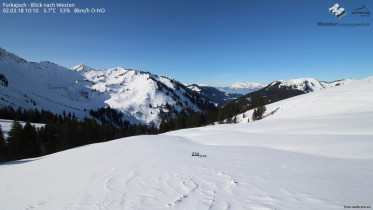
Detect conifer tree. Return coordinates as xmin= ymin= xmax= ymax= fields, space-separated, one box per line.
xmin=252 ymin=109 xmax=257 ymax=121
xmin=252 ymin=96 xmax=267 ymax=121
xmin=252 ymin=105 xmax=266 ymax=121
xmin=37 ymin=124 xmax=57 ymax=155
xmin=7 ymin=120 xmax=23 ymax=160
xmin=0 ymin=125 xmax=6 ymax=162
xmin=22 ymin=121 xmax=40 ymax=158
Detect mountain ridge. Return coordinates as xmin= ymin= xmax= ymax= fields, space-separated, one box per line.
xmin=0 ymin=47 xmax=215 ymax=126
xmin=231 ymin=77 xmax=353 ymax=109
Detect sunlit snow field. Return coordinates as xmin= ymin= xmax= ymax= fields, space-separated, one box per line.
xmin=0 ymin=77 xmax=372 ymax=209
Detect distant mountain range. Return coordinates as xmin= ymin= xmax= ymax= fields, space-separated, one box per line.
xmin=217 ymin=82 xmax=266 ymax=95
xmin=187 ymin=84 xmax=242 ymax=107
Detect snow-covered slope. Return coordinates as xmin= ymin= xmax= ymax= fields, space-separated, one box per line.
xmin=76 ymin=66 xmax=214 ymax=124
xmin=320 ymin=78 xmax=354 ymax=88
xmin=0 ymin=76 xmax=372 ymax=209
xmin=230 ymin=77 xmax=371 ymax=128
xmin=0 ymin=47 xmax=87 ymax=116
xmin=0 ymin=47 xmax=212 ymax=125
xmin=217 ymin=82 xmax=266 ymax=94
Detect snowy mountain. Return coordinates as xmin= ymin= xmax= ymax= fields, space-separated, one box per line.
xmin=217 ymin=82 xmax=266 ymax=95
xmin=0 ymin=47 xmax=214 ymax=125
xmin=1 ymin=76 xmax=372 ymax=209
xmin=187 ymin=84 xmax=242 ymax=107
xmin=232 ymin=78 xmax=353 ymax=108
xmin=269 ymin=78 xmax=353 ymax=92
xmin=71 ymin=63 xmax=97 ymax=72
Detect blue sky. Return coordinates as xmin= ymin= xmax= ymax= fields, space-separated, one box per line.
xmin=1 ymin=0 xmax=372 ymax=85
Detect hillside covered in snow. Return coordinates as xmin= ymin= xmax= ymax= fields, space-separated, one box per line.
xmin=0 ymin=76 xmax=372 ymax=209
xmin=0 ymin=47 xmax=214 ymax=126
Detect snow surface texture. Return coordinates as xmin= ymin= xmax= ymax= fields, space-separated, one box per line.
xmin=1 ymin=77 xmax=372 ymax=209
xmin=0 ymin=48 xmax=205 ymax=125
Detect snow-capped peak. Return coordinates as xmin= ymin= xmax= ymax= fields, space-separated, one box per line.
xmin=229 ymin=82 xmax=266 ymax=90
xmin=71 ymin=63 xmax=96 ymax=72
xmin=273 ymin=78 xmax=324 ymax=92
xmin=269 ymin=78 xmax=353 ymax=92
xmin=217 ymin=82 xmax=266 ymax=95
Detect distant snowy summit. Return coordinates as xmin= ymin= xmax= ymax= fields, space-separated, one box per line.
xmin=71 ymin=63 xmax=97 ymax=72
xmin=217 ymin=82 xmax=266 ymax=95
xmin=230 ymin=82 xmax=266 ymax=90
